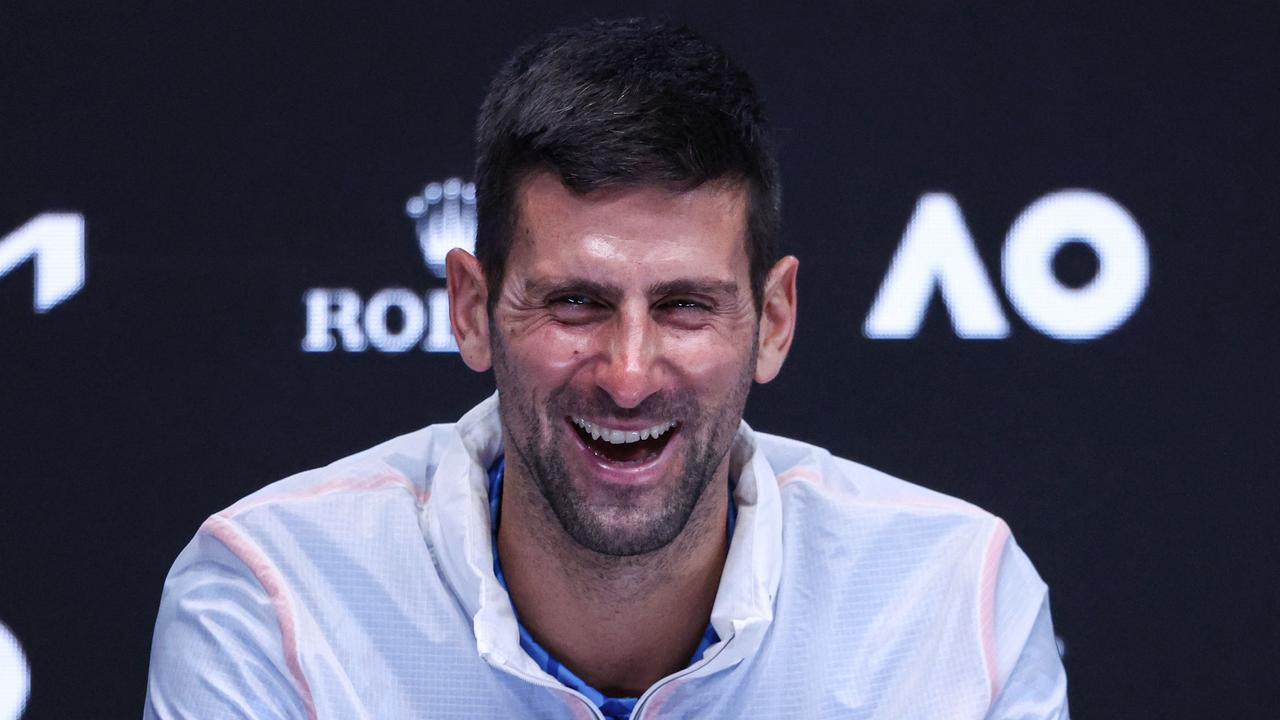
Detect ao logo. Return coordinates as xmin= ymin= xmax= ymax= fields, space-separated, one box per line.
xmin=302 ymin=179 xmax=474 ymax=353
xmin=864 ymin=190 xmax=1149 ymax=340
xmin=0 ymin=621 xmax=30 ymax=720
xmin=0 ymin=213 xmax=86 ymax=312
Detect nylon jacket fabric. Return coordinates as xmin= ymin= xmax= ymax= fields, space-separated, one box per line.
xmin=144 ymin=394 xmax=1069 ymax=718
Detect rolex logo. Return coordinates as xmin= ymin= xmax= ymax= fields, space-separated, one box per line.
xmin=407 ymin=178 xmax=476 ymax=279
xmin=301 ymin=178 xmax=475 ymax=354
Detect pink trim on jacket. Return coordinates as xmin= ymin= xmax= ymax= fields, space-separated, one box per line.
xmin=980 ymin=520 xmax=1011 ymax=702
xmin=201 ymin=514 xmax=319 ymax=720
xmin=220 ymin=470 xmax=429 ymax=518
xmin=775 ymin=465 xmax=825 ymax=488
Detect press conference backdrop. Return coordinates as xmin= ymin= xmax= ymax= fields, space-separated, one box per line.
xmin=1 ymin=2 xmax=1276 ymax=717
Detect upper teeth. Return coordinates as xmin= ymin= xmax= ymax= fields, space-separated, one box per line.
xmin=572 ymin=417 xmax=676 ymax=444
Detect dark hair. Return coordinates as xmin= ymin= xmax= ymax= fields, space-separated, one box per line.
xmin=473 ymin=17 xmax=780 ymax=311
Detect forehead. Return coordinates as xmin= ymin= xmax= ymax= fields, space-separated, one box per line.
xmin=509 ymin=171 xmax=750 ymax=282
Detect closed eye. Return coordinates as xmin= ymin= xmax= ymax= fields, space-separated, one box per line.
xmin=659 ymin=298 xmax=712 ymax=311
xmin=552 ymin=294 xmax=600 ymax=308
xmin=548 ymin=294 xmax=609 ymax=324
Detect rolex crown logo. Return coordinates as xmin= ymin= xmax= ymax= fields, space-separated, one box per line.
xmin=406 ymin=178 xmax=477 ymax=279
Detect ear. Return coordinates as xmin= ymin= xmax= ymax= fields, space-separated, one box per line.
xmin=754 ymin=255 xmax=799 ymax=384
xmin=445 ymin=248 xmax=492 ymax=372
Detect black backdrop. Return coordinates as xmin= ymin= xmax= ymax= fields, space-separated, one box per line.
xmin=2 ymin=2 xmax=1277 ymax=717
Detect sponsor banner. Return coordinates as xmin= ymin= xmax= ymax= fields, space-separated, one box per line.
xmin=302 ymin=178 xmax=474 ymax=354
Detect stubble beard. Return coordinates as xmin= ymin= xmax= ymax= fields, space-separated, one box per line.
xmin=493 ymin=336 xmax=755 ymax=558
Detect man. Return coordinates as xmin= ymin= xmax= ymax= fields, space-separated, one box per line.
xmin=145 ymin=18 xmax=1068 ymax=719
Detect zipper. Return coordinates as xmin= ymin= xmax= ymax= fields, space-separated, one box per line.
xmin=491 ymin=656 xmax=605 ymax=720
xmin=489 ymin=633 xmax=736 ymax=720
xmin=630 ymin=635 xmax=736 ymax=720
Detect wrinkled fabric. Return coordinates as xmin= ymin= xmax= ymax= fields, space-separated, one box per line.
xmin=145 ymin=394 xmax=1068 ymax=719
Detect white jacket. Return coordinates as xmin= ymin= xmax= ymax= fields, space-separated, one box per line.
xmin=145 ymin=395 xmax=1068 ymax=718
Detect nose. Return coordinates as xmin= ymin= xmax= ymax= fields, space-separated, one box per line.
xmin=594 ymin=303 xmax=662 ymax=409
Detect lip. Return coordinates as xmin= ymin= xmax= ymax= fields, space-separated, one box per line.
xmin=564 ymin=417 xmax=680 ymax=486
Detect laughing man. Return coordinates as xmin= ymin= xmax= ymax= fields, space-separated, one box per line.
xmin=146 ymin=18 xmax=1068 ymax=719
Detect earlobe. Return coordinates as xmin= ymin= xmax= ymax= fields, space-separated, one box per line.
xmin=754 ymin=256 xmax=799 ymax=384
xmin=445 ymin=248 xmax=493 ymax=372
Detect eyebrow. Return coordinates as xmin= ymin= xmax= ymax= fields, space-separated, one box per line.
xmin=523 ymin=276 xmax=740 ymax=301
xmin=647 ymin=278 xmax=740 ymax=299
xmin=524 ymin=277 xmax=618 ymax=300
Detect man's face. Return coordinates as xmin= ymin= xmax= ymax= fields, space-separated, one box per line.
xmin=490 ymin=172 xmax=759 ymax=556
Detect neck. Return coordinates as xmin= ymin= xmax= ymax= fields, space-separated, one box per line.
xmin=497 ymin=457 xmax=730 ymax=697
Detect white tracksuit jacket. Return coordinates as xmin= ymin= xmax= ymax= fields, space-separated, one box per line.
xmin=145 ymin=395 xmax=1069 ymax=718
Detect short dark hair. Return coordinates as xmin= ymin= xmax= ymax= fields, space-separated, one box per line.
xmin=473 ymin=17 xmax=780 ymax=311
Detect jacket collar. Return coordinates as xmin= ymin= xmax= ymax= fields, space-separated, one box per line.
xmin=423 ymin=393 xmax=783 ymax=680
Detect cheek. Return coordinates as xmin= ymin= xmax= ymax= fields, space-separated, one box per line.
xmin=665 ymin=332 xmax=755 ymax=394
xmin=504 ymin=325 xmax=595 ymax=390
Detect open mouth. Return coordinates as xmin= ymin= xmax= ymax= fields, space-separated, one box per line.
xmin=569 ymin=416 xmax=679 ymax=465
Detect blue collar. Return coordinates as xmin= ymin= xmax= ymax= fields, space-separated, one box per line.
xmin=488 ymin=457 xmax=735 ymax=720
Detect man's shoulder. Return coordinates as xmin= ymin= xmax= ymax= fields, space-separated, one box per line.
xmin=168 ymin=421 xmax=467 ymax=584
xmin=162 ymin=421 xmax=469 ymax=606
xmin=149 ymin=421 xmax=489 ymax=717
xmin=755 ymin=430 xmax=996 ymax=523
xmin=217 ymin=421 xmax=461 ymax=524
xmin=755 ymin=431 xmax=1044 ymax=633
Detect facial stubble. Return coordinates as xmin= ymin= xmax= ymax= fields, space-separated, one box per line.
xmin=492 ymin=329 xmax=756 ymax=558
